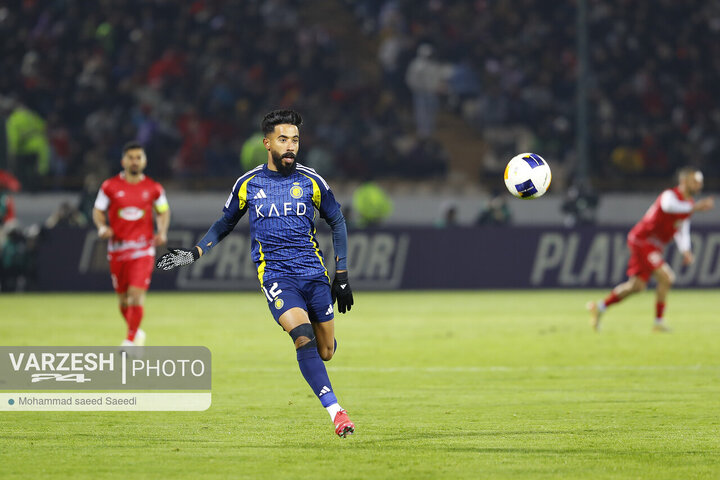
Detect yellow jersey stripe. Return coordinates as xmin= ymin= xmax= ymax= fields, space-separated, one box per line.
xmin=308 ymin=226 xmax=329 ymax=280
xmin=298 ymin=173 xmax=326 ymax=277
xmin=299 ymin=173 xmax=321 ymax=209
xmin=238 ymin=175 xmax=257 ymax=210
xmin=256 ymin=240 xmax=266 ymax=286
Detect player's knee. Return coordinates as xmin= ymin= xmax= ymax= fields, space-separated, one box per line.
xmin=630 ymin=279 xmax=647 ymax=292
xmin=126 ymin=291 xmax=144 ymax=306
xmin=289 ymin=324 xmax=315 ymax=350
xmin=118 ymin=293 xmax=129 ymax=308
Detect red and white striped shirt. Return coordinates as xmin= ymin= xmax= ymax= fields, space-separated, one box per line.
xmin=628 ymin=187 xmax=693 ymax=251
xmin=94 ymin=173 xmax=168 ymax=261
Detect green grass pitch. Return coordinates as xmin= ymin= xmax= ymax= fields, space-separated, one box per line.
xmin=1 ymin=290 xmax=719 ymax=479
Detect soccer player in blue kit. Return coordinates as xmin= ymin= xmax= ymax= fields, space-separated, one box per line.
xmin=156 ymin=110 xmax=355 ymax=438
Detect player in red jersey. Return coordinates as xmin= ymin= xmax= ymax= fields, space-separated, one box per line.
xmin=92 ymin=142 xmax=171 ymax=346
xmin=587 ymin=167 xmax=713 ymax=332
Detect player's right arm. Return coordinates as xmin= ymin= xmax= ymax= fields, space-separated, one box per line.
xmin=310 ymin=171 xmax=353 ymax=313
xmin=156 ymin=176 xmax=249 ymax=270
xmin=660 ymin=190 xmax=714 ymax=214
xmin=693 ymin=197 xmax=714 ymax=212
xmin=92 ymin=182 xmax=113 ymax=239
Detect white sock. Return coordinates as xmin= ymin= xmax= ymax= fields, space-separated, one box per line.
xmin=598 ymin=301 xmax=607 ymax=313
xmin=326 ymin=403 xmax=343 ymax=420
xmin=655 ymin=317 xmax=664 ymax=324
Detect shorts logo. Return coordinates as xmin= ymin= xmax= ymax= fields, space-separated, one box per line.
xmin=274 ymin=298 xmax=284 ymax=310
xmin=290 ymin=186 xmax=303 ymax=199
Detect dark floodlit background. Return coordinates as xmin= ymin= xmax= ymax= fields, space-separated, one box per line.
xmin=1 ymin=0 xmax=720 ymax=291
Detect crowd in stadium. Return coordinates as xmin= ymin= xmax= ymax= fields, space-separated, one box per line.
xmin=350 ymin=0 xmax=720 ymax=182
xmin=1 ymin=0 xmax=719 ymax=190
xmin=0 ymin=0 xmax=447 ymax=190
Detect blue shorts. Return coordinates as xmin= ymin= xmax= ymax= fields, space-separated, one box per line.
xmin=262 ymin=274 xmax=334 ymax=324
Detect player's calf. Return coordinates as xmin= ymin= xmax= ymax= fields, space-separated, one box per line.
xmin=289 ymin=323 xmax=351 ymax=437
xmin=316 ymin=338 xmax=337 ymax=362
xmin=586 ymin=301 xmax=602 ymax=332
xmin=317 ymin=343 xmax=334 ymax=362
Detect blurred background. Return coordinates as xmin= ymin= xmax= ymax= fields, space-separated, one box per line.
xmin=1 ymin=0 xmax=720 ymax=292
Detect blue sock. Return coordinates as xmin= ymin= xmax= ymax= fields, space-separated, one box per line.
xmin=296 ymin=339 xmax=337 ymax=407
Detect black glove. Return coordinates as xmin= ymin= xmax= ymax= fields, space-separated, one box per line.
xmin=331 ymin=271 xmax=354 ymax=314
xmin=156 ymin=247 xmax=200 ymax=271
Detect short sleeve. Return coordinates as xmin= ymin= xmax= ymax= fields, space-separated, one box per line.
xmin=659 ymin=190 xmax=693 ymax=214
xmin=153 ymin=183 xmax=169 ymax=213
xmin=94 ymin=181 xmax=111 ymax=211
xmin=297 ymin=166 xmax=341 ymax=220
xmin=222 ymin=175 xmax=251 ymax=222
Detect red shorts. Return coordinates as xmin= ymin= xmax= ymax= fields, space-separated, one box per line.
xmin=109 ymin=256 xmax=154 ymax=294
xmin=626 ymin=238 xmax=664 ymax=282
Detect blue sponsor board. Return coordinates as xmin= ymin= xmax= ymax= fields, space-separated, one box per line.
xmin=35 ymin=226 xmax=720 ymax=290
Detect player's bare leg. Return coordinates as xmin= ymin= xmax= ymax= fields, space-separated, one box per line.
xmin=652 ymin=264 xmax=674 ymax=332
xmin=587 ymin=277 xmax=646 ymax=331
xmin=312 ymin=319 xmax=335 ymax=361
xmin=279 ymin=307 xmax=313 ymax=345
xmin=280 ymin=308 xmax=353 ymax=438
xmin=586 ymin=300 xmax=601 ymax=331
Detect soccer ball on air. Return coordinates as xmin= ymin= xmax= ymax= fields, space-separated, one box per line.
xmin=504 ymin=153 xmax=552 ymax=199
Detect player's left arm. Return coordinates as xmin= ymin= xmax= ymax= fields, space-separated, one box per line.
xmin=153 ymin=185 xmax=171 ymax=246
xmin=674 ymin=219 xmax=693 ymax=265
xmin=317 ymin=178 xmax=353 ymax=313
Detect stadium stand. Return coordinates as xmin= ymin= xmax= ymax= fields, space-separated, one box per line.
xmin=0 ymin=0 xmax=447 ymax=189
xmin=347 ymin=0 xmax=720 ymax=188
xmin=2 ymin=1 xmax=718 ymax=190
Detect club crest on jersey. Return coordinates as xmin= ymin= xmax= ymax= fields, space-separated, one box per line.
xmin=290 ymin=186 xmax=303 ymax=199
xmin=118 ymin=206 xmax=145 ymax=221
xmin=274 ymin=298 xmax=284 ymax=310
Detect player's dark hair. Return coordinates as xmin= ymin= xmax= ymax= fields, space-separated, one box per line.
xmin=262 ymin=109 xmax=303 ymax=136
xmin=122 ymin=141 xmax=144 ymax=155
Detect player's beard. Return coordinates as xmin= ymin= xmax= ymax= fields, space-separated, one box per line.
xmin=271 ymin=151 xmax=297 ymax=176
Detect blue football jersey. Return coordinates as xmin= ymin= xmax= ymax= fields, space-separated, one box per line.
xmin=221 ymin=163 xmax=342 ymax=285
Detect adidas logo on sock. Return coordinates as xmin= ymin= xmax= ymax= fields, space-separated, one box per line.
xmin=319 ymin=386 xmax=331 ymax=397
xmin=325 ymin=305 xmax=333 ymax=315
xmin=253 ymin=189 xmax=267 ymax=199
